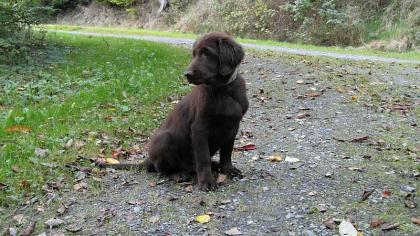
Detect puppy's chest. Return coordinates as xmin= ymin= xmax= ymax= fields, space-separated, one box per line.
xmin=210 ymin=95 xmax=243 ymax=121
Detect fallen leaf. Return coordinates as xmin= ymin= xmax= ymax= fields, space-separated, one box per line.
xmin=149 ymin=181 xmax=157 ymax=187
xmin=129 ymin=145 xmax=142 ymax=155
xmin=339 ymin=220 xmax=358 ymax=236
xmin=0 ymin=182 xmax=9 ymax=190
xmin=105 ymin=158 xmax=120 ymax=164
xmin=336 ymin=87 xmax=346 ymax=93
xmin=12 ymin=214 xmax=24 ymax=224
xmin=351 ymin=95 xmax=358 ymax=102
xmin=316 ymin=204 xmax=327 ymax=212
xmin=97 ymin=208 xmax=116 ymax=226
xmin=306 ymin=92 xmax=322 ymax=98
xmin=65 ymin=223 xmax=82 ymax=233
xmin=11 ymin=165 xmax=20 ymax=173
xmin=295 ymin=112 xmax=310 ymax=119
xmin=234 ymin=144 xmax=256 ymax=151
xmin=220 ymin=199 xmax=231 ymax=205
xmin=73 ymin=182 xmax=87 ymax=192
xmin=127 ymin=199 xmax=144 ymax=205
xmin=381 ymin=223 xmax=399 ymax=231
xmin=381 ymin=191 xmax=392 ymax=198
xmin=267 ymin=155 xmax=282 ymax=162
xmin=34 ymin=148 xmax=49 ymax=158
xmin=44 ymin=218 xmax=63 ymax=228
xmin=323 ymin=217 xmax=336 ymax=229
xmin=5 ymin=125 xmax=31 ymax=133
xmin=111 ymin=148 xmax=123 ymax=158
xmin=360 ymin=189 xmax=375 ymax=201
xmin=217 ymin=174 xmax=227 ymax=185
xmin=351 ymin=135 xmax=369 ymax=142
xmin=296 ymin=80 xmax=304 ymax=84
xmin=370 ymin=219 xmax=385 ymax=228
xmin=56 ymin=203 xmax=68 ymax=216
xmin=20 ymin=179 xmax=30 ymax=189
xmin=148 ymin=215 xmax=160 ymax=224
xmin=195 ymin=214 xmax=210 ymax=224
xmin=411 ymin=217 xmax=420 ymax=225
xmin=348 ymin=167 xmax=363 ymax=172
xmin=20 ymin=221 xmax=36 ymax=236
xmin=404 ymin=193 xmax=417 ymax=209
xmin=225 ymin=227 xmax=242 ymax=235
xmin=285 ymin=157 xmax=300 ymax=163
xmin=184 ymin=185 xmax=193 ymax=193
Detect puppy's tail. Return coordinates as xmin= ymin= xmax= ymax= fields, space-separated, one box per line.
xmin=96 ymin=158 xmax=156 ymax=172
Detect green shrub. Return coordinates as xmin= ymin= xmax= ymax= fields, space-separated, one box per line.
xmin=97 ymin=0 xmax=135 ymax=7
xmin=0 ymin=1 xmax=53 ymax=63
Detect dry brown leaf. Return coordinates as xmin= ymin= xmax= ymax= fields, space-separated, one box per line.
xmin=11 ymin=165 xmax=20 ymax=173
xmin=351 ymin=135 xmax=369 ymax=142
xmin=73 ymin=182 xmax=87 ymax=192
xmin=234 ymin=143 xmax=256 ymax=151
xmin=323 ymin=217 xmax=336 ymax=229
xmin=20 ymin=180 xmax=30 ymax=189
xmin=411 ymin=217 xmax=420 ymax=225
xmin=360 ymin=189 xmax=375 ymax=201
xmin=295 ymin=112 xmax=310 ymax=119
xmin=12 ymin=214 xmax=24 ymax=224
xmin=127 ymin=199 xmax=144 ymax=205
xmin=0 ymin=182 xmax=8 ymax=190
xmin=306 ymin=92 xmax=322 ymax=98
xmin=370 ymin=219 xmax=385 ymax=228
xmin=381 ymin=191 xmax=392 ymax=198
xmin=20 ymin=221 xmax=36 ymax=236
xmin=184 ymin=185 xmax=193 ymax=193
xmin=217 ymin=174 xmax=227 ymax=184
xmin=381 ymin=223 xmax=399 ymax=231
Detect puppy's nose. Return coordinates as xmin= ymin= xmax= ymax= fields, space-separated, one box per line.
xmin=184 ymin=70 xmax=193 ymax=80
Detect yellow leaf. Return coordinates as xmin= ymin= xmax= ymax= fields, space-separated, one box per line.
xmin=357 ymin=232 xmax=363 ymax=236
xmin=351 ymin=95 xmax=358 ymax=101
xmin=5 ymin=125 xmax=31 ymax=133
xmin=267 ymin=155 xmax=282 ymax=162
xmin=195 ymin=214 xmax=210 ymax=224
xmin=105 ymin=158 xmax=120 ymax=164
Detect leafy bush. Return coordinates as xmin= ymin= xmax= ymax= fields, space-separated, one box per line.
xmin=0 ymin=1 xmax=54 ymax=63
xmin=97 ymin=0 xmax=135 ymax=7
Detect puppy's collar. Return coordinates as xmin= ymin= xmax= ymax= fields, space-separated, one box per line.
xmin=224 ymin=66 xmax=239 ymax=85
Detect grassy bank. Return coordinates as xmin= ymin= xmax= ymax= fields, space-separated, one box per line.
xmin=0 ymin=33 xmax=190 ymax=208
xmin=44 ymin=24 xmax=420 ymax=60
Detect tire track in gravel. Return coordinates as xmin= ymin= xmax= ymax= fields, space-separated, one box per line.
xmin=48 ymin=29 xmax=420 ymax=65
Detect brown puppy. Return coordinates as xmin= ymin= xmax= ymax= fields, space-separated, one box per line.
xmin=100 ymin=32 xmax=248 ymax=191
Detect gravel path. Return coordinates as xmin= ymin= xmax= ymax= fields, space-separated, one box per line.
xmin=48 ymin=29 xmax=420 ymax=65
xmin=4 ymin=32 xmax=419 ymax=235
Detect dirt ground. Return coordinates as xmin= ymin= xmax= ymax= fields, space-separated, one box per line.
xmin=2 ymin=48 xmax=419 ymax=235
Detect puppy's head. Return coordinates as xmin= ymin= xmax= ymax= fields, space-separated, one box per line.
xmin=184 ymin=32 xmax=244 ymax=86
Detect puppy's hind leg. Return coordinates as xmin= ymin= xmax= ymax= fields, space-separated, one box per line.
xmin=149 ymin=131 xmax=184 ymax=176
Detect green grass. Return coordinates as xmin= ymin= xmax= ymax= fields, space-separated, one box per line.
xmin=43 ymin=24 xmax=420 ymax=60
xmin=0 ymin=32 xmax=190 ymax=208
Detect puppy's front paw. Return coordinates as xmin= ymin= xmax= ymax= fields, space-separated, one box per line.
xmin=221 ymin=166 xmax=242 ymax=178
xmin=198 ymin=176 xmax=217 ymax=191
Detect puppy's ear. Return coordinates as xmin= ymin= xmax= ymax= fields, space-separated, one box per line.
xmin=218 ymin=38 xmax=244 ymax=76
